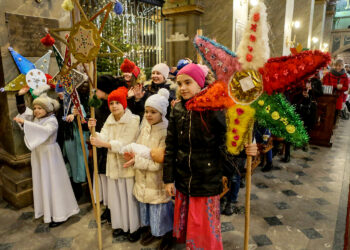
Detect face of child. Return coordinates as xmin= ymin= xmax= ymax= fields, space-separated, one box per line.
xmin=33 ymin=105 xmax=47 ymax=119
xmin=145 ymin=106 xmax=162 ymax=125
xmin=123 ymin=72 xmax=133 ymax=82
xmin=109 ymin=100 xmax=124 ymax=118
xmin=152 ymin=71 xmax=165 ymax=84
xmin=96 ymin=89 xmax=108 ymax=100
xmin=335 ymin=63 xmax=344 ymax=72
xmin=176 ymin=74 xmax=201 ymax=100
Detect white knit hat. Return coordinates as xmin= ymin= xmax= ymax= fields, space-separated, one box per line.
xmin=145 ymin=88 xmax=169 ymax=117
xmin=152 ymin=63 xmax=170 ymax=79
xmin=32 ymin=93 xmax=60 ymax=113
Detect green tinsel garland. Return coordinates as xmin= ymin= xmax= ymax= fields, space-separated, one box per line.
xmin=251 ymin=93 xmax=309 ymax=147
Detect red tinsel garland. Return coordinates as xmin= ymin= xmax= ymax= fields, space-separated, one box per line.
xmin=260 ymin=50 xmax=331 ymax=95
xmin=186 ymin=81 xmax=235 ymax=111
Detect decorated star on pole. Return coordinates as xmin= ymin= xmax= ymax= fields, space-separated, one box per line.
xmin=1 ymin=47 xmax=52 ymax=93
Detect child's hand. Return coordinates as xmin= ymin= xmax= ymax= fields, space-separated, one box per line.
xmin=18 ymin=86 xmax=30 ymax=96
xmin=171 ymin=99 xmax=181 ymax=107
xmin=123 ymin=152 xmax=135 ymax=161
xmin=88 ymin=118 xmax=97 ymax=130
xmin=245 ymin=143 xmax=258 ymax=156
xmin=90 ymin=136 xmax=103 ymax=147
xmin=165 ymin=183 xmax=175 ymax=197
xmin=66 ymin=114 xmax=75 ymax=123
xmin=123 ymin=157 xmax=135 ymax=168
xmin=151 ymin=147 xmax=165 ymax=163
xmin=337 ymin=84 xmax=343 ymax=90
xmin=133 ymin=84 xmax=145 ymax=101
xmin=13 ymin=117 xmax=24 ymax=125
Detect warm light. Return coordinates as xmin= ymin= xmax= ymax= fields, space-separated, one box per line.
xmin=250 ymin=0 xmax=259 ymax=6
xmin=323 ymin=43 xmax=329 ymax=48
xmin=312 ymin=37 xmax=319 ymax=43
xmin=293 ymin=21 xmax=301 ymax=29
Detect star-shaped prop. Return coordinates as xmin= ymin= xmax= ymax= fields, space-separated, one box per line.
xmin=2 ymin=47 xmax=52 ymax=92
xmin=188 ymin=2 xmax=330 ymax=151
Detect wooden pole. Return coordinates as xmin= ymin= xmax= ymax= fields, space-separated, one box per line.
xmin=196 ymin=29 xmax=203 ymax=64
xmin=76 ymin=115 xmax=97 ymax=219
xmin=244 ymin=130 xmax=253 ymax=250
xmin=89 ymin=60 xmax=103 ymax=250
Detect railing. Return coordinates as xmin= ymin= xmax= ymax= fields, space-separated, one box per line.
xmin=330 ymin=29 xmax=350 ymax=55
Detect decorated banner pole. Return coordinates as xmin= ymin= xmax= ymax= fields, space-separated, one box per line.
xmin=244 ymin=131 xmax=253 ymax=250
xmin=196 ymin=29 xmax=203 ymax=64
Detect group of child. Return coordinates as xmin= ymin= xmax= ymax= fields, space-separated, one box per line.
xmin=14 ymin=58 xmax=258 ymax=250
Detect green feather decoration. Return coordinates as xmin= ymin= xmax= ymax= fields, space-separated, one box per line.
xmin=251 ymin=93 xmax=309 ymax=147
xmin=88 ymin=94 xmax=102 ymax=108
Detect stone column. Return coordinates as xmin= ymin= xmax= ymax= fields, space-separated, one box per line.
xmin=292 ymin=0 xmax=315 ymax=48
xmin=323 ymin=4 xmax=335 ymax=52
xmin=0 ymin=1 xmax=70 ymax=208
xmin=312 ymin=0 xmax=327 ymax=50
xmin=265 ymin=0 xmax=295 ymax=57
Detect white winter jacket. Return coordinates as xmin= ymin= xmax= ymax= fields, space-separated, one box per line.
xmin=96 ymin=109 xmax=140 ymax=180
xmin=132 ymin=119 xmax=171 ymax=204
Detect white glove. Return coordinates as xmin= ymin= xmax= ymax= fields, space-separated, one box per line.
xmin=122 ymin=143 xmax=151 ymax=159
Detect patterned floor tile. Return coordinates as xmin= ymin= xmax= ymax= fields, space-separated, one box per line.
xmin=256 ymin=183 xmax=269 ymax=189
xmin=250 ymin=194 xmax=258 ymax=200
xmin=302 ymin=157 xmax=314 ymax=161
xmin=112 ymin=235 xmax=128 ymax=243
xmin=54 ymin=238 xmax=73 ymax=249
xmin=274 ymin=202 xmax=291 ymax=210
xmin=282 ymin=190 xmax=298 ymax=196
xmin=18 ymin=212 xmax=34 ymax=220
xmin=0 ymin=243 xmax=14 ymax=250
xmin=320 ymin=176 xmax=334 ymax=182
xmin=88 ymin=220 xmax=97 ymax=229
xmin=264 ymin=216 xmax=283 ymax=226
xmin=253 ymin=234 xmax=273 ymax=246
xmin=221 ymin=222 xmax=234 ymax=232
xmin=263 ymin=174 xmax=276 ymax=179
xmin=318 ymin=186 xmax=332 ymax=192
xmin=307 ymin=211 xmax=327 ymax=220
xmin=34 ymin=224 xmax=50 ymax=233
xmin=295 ymin=171 xmax=307 ymax=176
xmin=313 ymin=198 xmax=331 ymax=205
xmin=301 ymin=228 xmax=323 ymax=239
xmin=290 ymin=180 xmax=303 ymax=185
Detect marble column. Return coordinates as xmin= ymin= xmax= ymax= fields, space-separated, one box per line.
xmin=265 ymin=0 xmax=295 ymax=57
xmin=0 ymin=1 xmax=70 ymax=208
xmin=232 ymin=0 xmax=248 ymax=52
xmin=312 ymin=0 xmax=327 ymax=50
xmin=292 ymin=0 xmax=315 ymax=49
xmin=323 ymin=6 xmax=335 ymax=52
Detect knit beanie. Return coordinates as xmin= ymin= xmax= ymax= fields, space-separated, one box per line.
xmin=97 ymin=75 xmax=120 ymax=94
xmin=120 ymin=58 xmax=140 ymax=78
xmin=32 ymin=93 xmax=60 ymax=113
xmin=108 ymin=86 xmax=128 ymax=109
xmin=177 ymin=63 xmax=206 ymax=88
xmin=145 ymin=88 xmax=169 ymax=117
xmin=152 ymin=63 xmax=169 ymax=80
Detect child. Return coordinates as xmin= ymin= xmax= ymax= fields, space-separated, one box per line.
xmin=163 ymin=63 xmax=257 ymax=249
xmin=133 ymin=63 xmax=177 ymax=119
xmin=122 ymin=88 xmax=174 ymax=250
xmin=88 ymin=87 xmax=141 ymax=242
xmin=14 ymin=92 xmax=79 ymax=227
xmin=93 ymin=75 xmax=125 ymax=223
xmin=323 ymin=59 xmax=349 ymax=119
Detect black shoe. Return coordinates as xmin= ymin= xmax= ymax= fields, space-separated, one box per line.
xmin=101 ymin=208 xmax=111 ymax=224
xmin=158 ymin=231 xmax=175 ymax=250
xmin=128 ymin=228 xmax=141 ymax=242
xmin=140 ymin=229 xmax=158 ymax=246
xmin=113 ymin=228 xmax=126 ymax=238
xmin=261 ymin=162 xmax=273 ymax=172
xmin=224 ymin=202 xmax=235 ymax=216
xmin=49 ymin=220 xmax=66 ymax=228
xmin=281 ymin=155 xmax=290 ymax=163
xmin=240 ymin=179 xmax=245 ymax=188
xmin=220 ymin=197 xmax=227 ymax=214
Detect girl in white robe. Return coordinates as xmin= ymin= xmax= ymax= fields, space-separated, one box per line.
xmin=14 ymin=93 xmax=79 ymax=227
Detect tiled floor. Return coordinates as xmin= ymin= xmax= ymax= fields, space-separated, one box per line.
xmin=0 ymin=120 xmax=349 ymax=250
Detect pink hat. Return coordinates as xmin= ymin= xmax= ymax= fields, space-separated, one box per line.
xmin=177 ymin=63 xmax=206 ymax=88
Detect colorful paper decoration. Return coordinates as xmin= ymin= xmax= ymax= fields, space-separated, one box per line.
xmin=8 ymin=47 xmax=35 ymax=74
xmin=34 ymin=50 xmax=52 ymax=74
xmin=26 ymin=69 xmax=47 ymax=89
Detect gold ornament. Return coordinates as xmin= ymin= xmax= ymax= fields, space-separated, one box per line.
xmin=228 ymin=70 xmax=263 ymax=105
xmin=280 ymin=117 xmax=289 ymax=125
xmin=286 ymin=125 xmax=296 ymax=134
xmin=271 ymin=111 xmax=280 ymax=120
xmin=258 ymin=100 xmax=264 ymax=106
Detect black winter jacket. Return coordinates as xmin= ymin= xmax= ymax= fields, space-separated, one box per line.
xmin=163 ymin=99 xmax=228 ymax=197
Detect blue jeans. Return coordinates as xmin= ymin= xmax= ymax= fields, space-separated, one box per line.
xmin=225 ymin=174 xmax=241 ymax=203
xmin=255 ymin=128 xmax=272 ymax=163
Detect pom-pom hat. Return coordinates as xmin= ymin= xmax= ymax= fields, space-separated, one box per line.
xmin=177 ymin=63 xmax=206 ymax=88
xmin=108 ymin=86 xmax=128 ymax=109
xmin=145 ymin=88 xmax=170 ymax=117
xmin=33 ymin=93 xmax=60 ymax=113
xmin=152 ymin=63 xmax=170 ymax=80
xmin=120 ymin=58 xmax=140 ymax=78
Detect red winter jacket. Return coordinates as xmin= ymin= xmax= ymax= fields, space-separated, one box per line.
xmin=323 ymin=70 xmax=349 ymax=110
